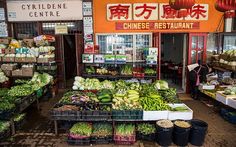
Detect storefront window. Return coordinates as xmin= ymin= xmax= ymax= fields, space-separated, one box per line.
xmin=223 ymin=35 xmax=236 ymax=51
xmin=97 ymin=33 xmax=152 ymax=55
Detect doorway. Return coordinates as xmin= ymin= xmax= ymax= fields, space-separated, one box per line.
xmin=160 ymin=33 xmax=187 ymax=93
xmin=63 ymin=35 xmax=77 ymax=87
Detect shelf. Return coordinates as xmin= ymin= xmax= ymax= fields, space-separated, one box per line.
xmin=213 ymin=66 xmax=229 ymax=72
xmin=82 ymin=74 xmax=157 ymax=79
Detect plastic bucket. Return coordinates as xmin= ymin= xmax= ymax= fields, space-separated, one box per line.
xmin=189 ymin=119 xmax=208 ymax=146
xmin=173 ymin=124 xmax=191 ymax=146
xmin=156 ymin=125 xmax=173 ymax=146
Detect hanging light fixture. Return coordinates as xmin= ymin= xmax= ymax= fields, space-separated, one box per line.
xmin=169 ymin=0 xmax=195 ymax=10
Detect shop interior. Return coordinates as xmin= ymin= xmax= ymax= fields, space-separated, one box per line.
xmin=63 ymin=35 xmax=77 ymax=87
xmin=161 ymin=33 xmax=187 ymax=93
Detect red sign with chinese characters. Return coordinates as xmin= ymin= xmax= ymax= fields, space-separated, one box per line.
xmin=107 ymin=3 xmax=209 ymax=21
xmin=115 ymin=22 xmax=200 ymax=30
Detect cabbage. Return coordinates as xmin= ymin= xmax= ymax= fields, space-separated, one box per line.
xmin=154 ymin=80 xmax=169 ymax=90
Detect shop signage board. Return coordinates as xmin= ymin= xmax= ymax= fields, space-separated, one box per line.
xmin=0 ymin=22 xmax=8 ymax=37
xmin=83 ymin=17 xmax=93 ymax=34
xmin=0 ymin=8 xmax=5 ymax=21
xmin=55 ymin=25 xmax=68 ymax=34
xmin=7 ymin=0 xmax=83 ymax=21
xmin=83 ymin=2 xmax=92 ymax=16
xmin=107 ymin=3 xmax=208 ymax=21
xmin=116 ymin=22 xmax=200 ymax=30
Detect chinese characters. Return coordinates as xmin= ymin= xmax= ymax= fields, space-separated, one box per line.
xmin=107 ymin=3 xmax=209 ymax=21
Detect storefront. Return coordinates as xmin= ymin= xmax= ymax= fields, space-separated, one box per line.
xmin=90 ymin=0 xmax=224 ymax=92
xmin=5 ymin=0 xmax=85 ymax=88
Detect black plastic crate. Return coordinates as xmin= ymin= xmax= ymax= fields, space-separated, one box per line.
xmin=67 ymin=136 xmax=90 ymax=146
xmin=50 ymin=110 xmax=81 ymax=120
xmin=112 ymin=110 xmax=143 ymax=120
xmin=0 ymin=109 xmax=15 ymax=120
xmin=81 ymin=110 xmax=111 ymax=120
xmin=0 ymin=128 xmax=11 ymax=141
xmin=91 ymin=136 xmax=113 ymax=144
xmin=15 ymin=118 xmax=26 ymax=130
xmin=136 ymin=132 xmax=156 ymax=141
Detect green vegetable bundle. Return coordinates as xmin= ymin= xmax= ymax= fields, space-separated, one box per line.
xmin=8 ymin=84 xmax=34 ymax=97
xmin=140 ymin=93 xmax=170 ymax=111
xmin=137 ymin=123 xmax=156 ymax=135
xmin=70 ymin=122 xmax=92 ymax=137
xmin=115 ymin=123 xmax=135 ymax=136
xmin=92 ymin=123 xmax=113 ymax=137
xmin=158 ymin=88 xmax=180 ymax=103
xmin=0 ymin=99 xmax=15 ymax=111
xmin=0 ymin=121 xmax=10 ymax=132
xmin=14 ymin=113 xmax=26 ymax=122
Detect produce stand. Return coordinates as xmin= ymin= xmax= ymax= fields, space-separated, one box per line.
xmin=50 ymin=77 xmax=193 ymax=139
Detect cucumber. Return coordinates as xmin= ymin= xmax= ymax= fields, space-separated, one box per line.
xmin=101 ymin=98 xmax=111 ymax=103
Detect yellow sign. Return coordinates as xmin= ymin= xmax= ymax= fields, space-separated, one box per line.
xmin=55 ymin=25 xmax=68 ymax=34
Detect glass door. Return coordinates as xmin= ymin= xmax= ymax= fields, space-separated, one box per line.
xmin=188 ymin=33 xmax=207 ymax=65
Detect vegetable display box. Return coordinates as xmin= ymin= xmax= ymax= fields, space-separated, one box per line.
xmin=22 ymin=67 xmax=34 ymax=77
xmin=37 ymin=57 xmax=55 ymax=63
xmin=1 ymin=64 xmax=17 ymax=71
xmin=51 ymin=109 xmax=81 ymax=120
xmin=0 ymin=126 xmax=11 ymax=141
xmin=112 ymin=110 xmax=143 ymax=120
xmin=114 ymin=134 xmax=136 ymax=145
xmin=25 ymin=57 xmax=37 ymax=63
xmin=227 ymin=98 xmax=236 ymax=109
xmin=15 ymin=57 xmax=26 ymax=62
xmin=81 ymin=110 xmax=111 ymax=120
xmin=136 ymin=132 xmax=156 ymax=141
xmin=2 ymin=57 xmax=15 ymax=62
xmin=216 ymin=91 xmax=236 ymax=105
xmin=67 ymin=136 xmax=90 ymax=146
xmin=143 ymin=111 xmax=168 ymax=120
xmin=4 ymin=48 xmax=15 ymax=54
xmin=220 ymin=108 xmax=236 ymax=124
xmin=168 ymin=103 xmax=193 ymax=120
xmin=91 ymin=136 xmax=113 ymax=144
xmin=12 ymin=69 xmax=23 ymax=77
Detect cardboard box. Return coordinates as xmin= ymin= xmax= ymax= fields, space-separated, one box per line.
xmin=12 ymin=69 xmax=23 ymax=76
xmin=23 ymin=39 xmax=34 ymax=47
xmin=15 ymin=57 xmax=26 ymax=62
xmin=5 ymin=48 xmax=15 ymax=54
xmin=0 ymin=39 xmax=10 ymax=44
xmin=22 ymin=67 xmax=34 ymax=77
xmin=168 ymin=104 xmax=193 ymax=120
xmin=143 ymin=111 xmax=168 ymax=120
xmin=2 ymin=70 xmax=11 ymax=77
xmin=25 ymin=57 xmax=37 ymax=63
xmin=37 ymin=57 xmax=55 ymax=63
xmin=2 ymin=57 xmax=15 ymax=62
xmin=1 ymin=64 xmax=17 ymax=71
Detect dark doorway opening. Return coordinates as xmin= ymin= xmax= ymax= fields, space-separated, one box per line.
xmin=161 ymin=33 xmax=187 ymax=93
xmin=63 ymin=35 xmax=77 ymax=87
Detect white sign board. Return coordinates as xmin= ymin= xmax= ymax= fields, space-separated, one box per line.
xmin=0 ymin=8 xmax=5 ymax=21
xmin=55 ymin=25 xmax=68 ymax=34
xmin=83 ymin=2 xmax=92 ymax=16
xmin=7 ymin=0 xmax=83 ymax=22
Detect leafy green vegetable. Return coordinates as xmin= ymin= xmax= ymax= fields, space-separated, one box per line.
xmin=14 ymin=113 xmax=26 ymax=122
xmin=92 ymin=123 xmax=113 ymax=137
xmin=70 ymin=122 xmax=92 ymax=137
xmin=115 ymin=123 xmax=135 ymax=136
xmin=0 ymin=121 xmax=10 ymax=132
xmin=137 ymin=123 xmax=156 ymax=135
